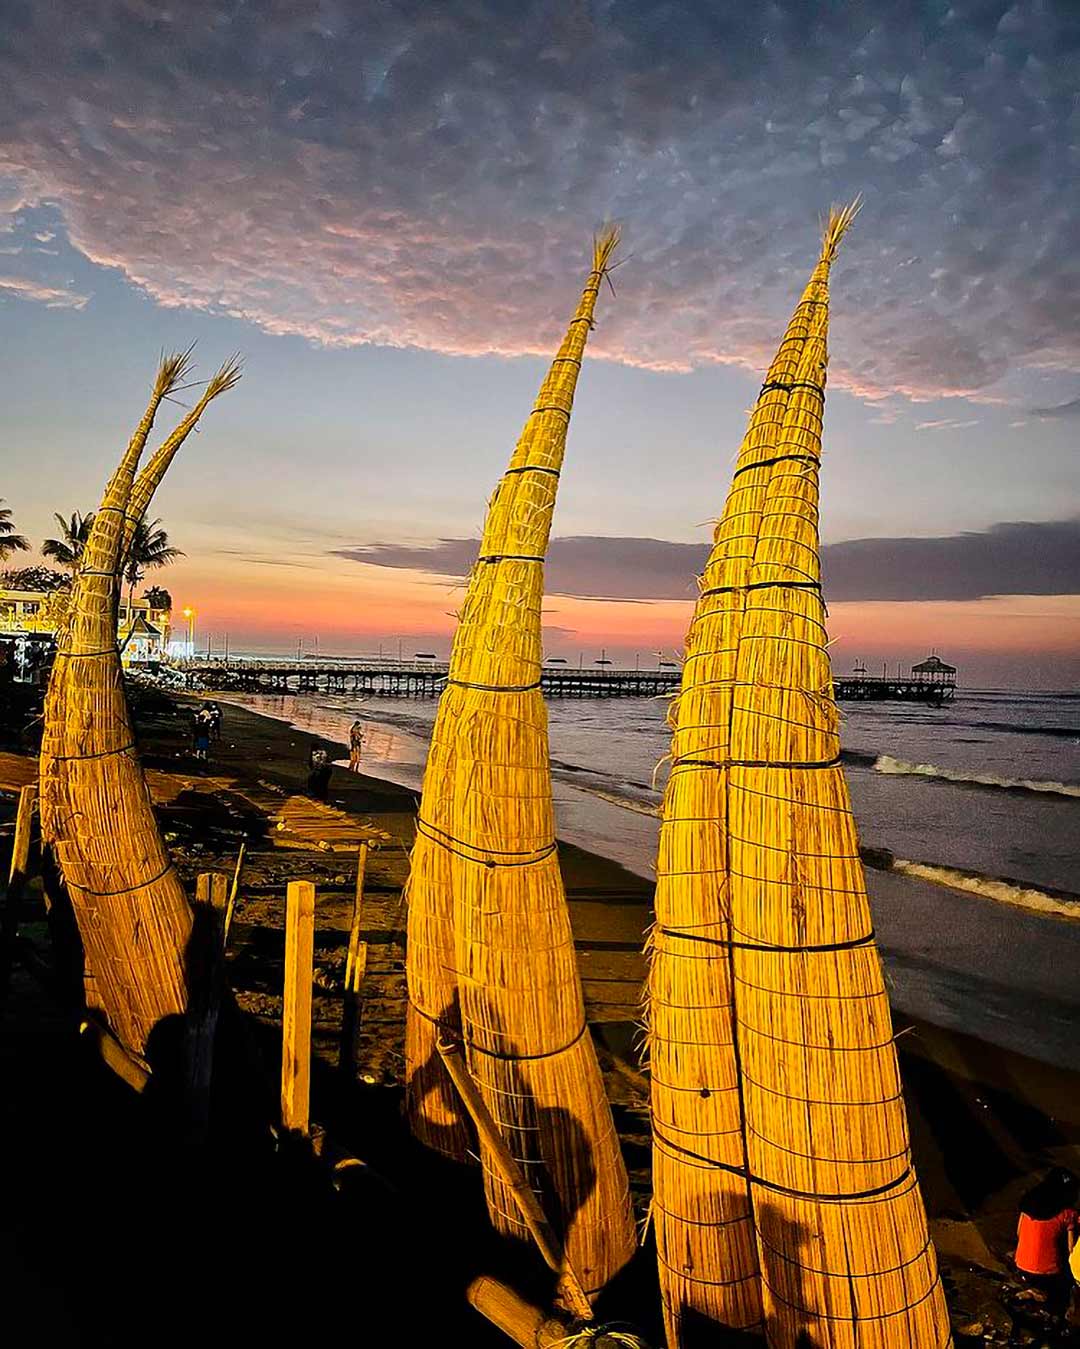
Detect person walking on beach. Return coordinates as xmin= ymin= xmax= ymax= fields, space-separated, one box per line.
xmin=205 ymin=701 xmax=222 ymax=741
xmin=349 ymin=718 xmax=364 ymax=773
xmin=191 ymin=705 xmax=212 ymax=763
xmin=1014 ymin=1167 xmax=1079 ymax=1317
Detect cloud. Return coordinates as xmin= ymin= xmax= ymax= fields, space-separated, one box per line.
xmin=1030 ymin=398 xmax=1080 ymax=419
xmin=337 ymin=519 xmax=1080 ymax=604
xmin=914 ymin=417 xmax=980 ymax=431
xmin=0 ymin=274 xmax=87 ymax=308
xmin=0 ymin=3 xmax=1077 ymax=402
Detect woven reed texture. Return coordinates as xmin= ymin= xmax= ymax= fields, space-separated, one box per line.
xmin=649 ymin=207 xmax=951 ymax=1348
xmin=404 ymin=234 xmax=636 ymax=1293
xmin=39 ymin=355 xmax=239 ymax=1058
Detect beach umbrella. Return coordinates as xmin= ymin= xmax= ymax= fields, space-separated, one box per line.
xmin=650 ymin=206 xmax=951 ymax=1347
xmin=39 ymin=353 xmax=240 ymax=1057
xmin=404 ymin=231 xmax=636 ymax=1294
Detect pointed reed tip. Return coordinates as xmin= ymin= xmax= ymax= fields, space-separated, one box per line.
xmin=821 ymin=196 xmax=861 ymax=262
xmin=593 ymin=221 xmax=621 ymax=273
xmin=206 ymin=352 xmax=244 ymax=399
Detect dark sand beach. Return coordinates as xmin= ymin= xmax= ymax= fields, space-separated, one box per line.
xmin=3 ymin=689 xmax=1079 ymax=1345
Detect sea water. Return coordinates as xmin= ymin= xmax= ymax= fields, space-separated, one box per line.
xmin=218 ymin=687 xmax=1080 ymax=901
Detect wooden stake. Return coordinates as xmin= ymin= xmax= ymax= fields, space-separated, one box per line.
xmin=436 ymin=1037 xmax=593 ymax=1323
xmin=281 ymin=879 xmax=316 ymax=1135
xmin=223 ymin=838 xmax=246 ymax=947
xmin=0 ymin=784 xmax=38 ymax=996
xmin=339 ymin=842 xmax=369 ymax=1075
xmin=185 ymin=871 xmax=229 ymax=1138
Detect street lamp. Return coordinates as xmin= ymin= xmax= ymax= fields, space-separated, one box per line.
xmin=181 ymin=606 xmax=196 ymax=660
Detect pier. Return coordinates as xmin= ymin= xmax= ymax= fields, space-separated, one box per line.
xmin=179 ymin=653 xmax=957 ymax=704
xmin=180 ymin=659 xmax=683 ymax=698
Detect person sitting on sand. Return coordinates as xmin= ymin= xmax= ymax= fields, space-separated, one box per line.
xmin=349 ymin=719 xmax=364 ymax=772
xmin=307 ymin=744 xmax=332 ymax=801
xmin=1015 ymin=1167 xmax=1079 ymax=1316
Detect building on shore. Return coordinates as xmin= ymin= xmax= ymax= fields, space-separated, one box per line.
xmin=0 ymin=585 xmax=171 ymax=677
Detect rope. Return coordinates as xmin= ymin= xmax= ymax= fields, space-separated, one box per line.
xmin=476 ymin=554 xmax=545 ymax=564
xmin=65 ymin=859 xmax=174 ymax=898
xmin=415 ymin=818 xmax=556 ymax=869
xmin=698 ymin=579 xmax=822 ymax=601
xmin=759 ymin=379 xmax=825 ymax=397
xmin=444 ymin=677 xmax=542 ymax=694
xmin=504 ymin=464 xmax=561 ymax=478
xmin=656 ymin=925 xmax=875 ymax=956
xmin=670 ymin=752 xmax=842 ymax=772
xmin=653 ymin=1127 xmax=912 ymax=1203
xmin=732 ymin=452 xmax=820 ymax=480
xmin=47 ymin=740 xmax=138 ymax=763
xmin=530 ymin=404 xmax=571 ymax=420
xmin=414 ymin=1003 xmax=588 ymax=1063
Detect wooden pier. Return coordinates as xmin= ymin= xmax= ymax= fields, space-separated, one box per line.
xmin=179 ymin=658 xmax=957 ymax=704
xmin=180 ymin=659 xmax=682 ymax=699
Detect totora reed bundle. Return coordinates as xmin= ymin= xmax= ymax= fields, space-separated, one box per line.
xmin=648 ymin=205 xmax=952 ymax=1347
xmin=39 ymin=351 xmax=241 ymax=1058
xmin=404 ymin=231 xmax=636 ymax=1294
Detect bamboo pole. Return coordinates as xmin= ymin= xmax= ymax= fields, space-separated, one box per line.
xmin=438 ymin=1037 xmax=593 ymax=1323
xmin=282 ymin=879 xmax=315 ymax=1135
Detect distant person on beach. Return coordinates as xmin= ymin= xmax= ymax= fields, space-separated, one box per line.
xmin=191 ymin=705 xmax=213 ymax=762
xmin=205 ymin=701 xmax=222 ymax=741
xmin=349 ymin=719 xmax=364 ymax=772
xmin=308 ymin=744 xmax=332 ymax=800
xmin=1014 ymin=1167 xmax=1079 ymax=1315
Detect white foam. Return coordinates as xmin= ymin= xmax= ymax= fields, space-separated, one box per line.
xmin=873 ymin=754 xmax=1080 ymax=798
xmin=892 ymin=859 xmax=1080 ymax=921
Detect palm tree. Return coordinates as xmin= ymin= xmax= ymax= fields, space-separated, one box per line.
xmin=142 ymin=585 xmax=172 ymax=612
xmin=42 ymin=510 xmax=95 ymax=573
xmin=119 ymin=519 xmax=183 ymax=650
xmin=0 ymin=499 xmax=30 ymax=561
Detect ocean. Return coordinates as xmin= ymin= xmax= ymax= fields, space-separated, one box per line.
xmin=218 ymin=686 xmax=1080 ymax=905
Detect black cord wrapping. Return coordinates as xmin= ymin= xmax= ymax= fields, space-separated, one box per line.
xmin=504 ymin=465 xmax=561 ymax=478
xmin=731 ymin=452 xmax=820 ymax=480
xmin=414 ymin=1004 xmax=588 ymax=1062
xmin=656 ymin=926 xmax=876 ymax=956
xmin=759 ymin=379 xmax=825 ymax=397
xmin=698 ymin=579 xmax=823 ymax=601
xmin=444 ymin=677 xmax=542 ymax=694
xmin=671 ymin=752 xmax=842 ymax=773
xmin=476 ymin=554 xmax=545 ymax=565
xmin=415 ymin=816 xmax=556 ymax=869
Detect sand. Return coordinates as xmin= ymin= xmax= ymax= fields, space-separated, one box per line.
xmin=3 ymin=687 xmax=1080 ymax=1345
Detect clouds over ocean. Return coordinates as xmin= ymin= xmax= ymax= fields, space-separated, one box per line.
xmin=0 ymin=1 xmax=1078 ymax=403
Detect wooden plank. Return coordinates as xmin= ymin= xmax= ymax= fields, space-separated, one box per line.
xmin=281 ymin=879 xmax=316 ymax=1135
xmin=80 ymin=1017 xmax=151 ymax=1094
xmin=223 ymin=839 xmax=246 ymax=947
xmin=185 ymin=871 xmax=229 ymax=1138
xmin=339 ymin=842 xmax=369 ymax=1076
xmin=0 ymin=783 xmax=38 ymax=997
xmin=436 ymin=1038 xmax=593 ymax=1323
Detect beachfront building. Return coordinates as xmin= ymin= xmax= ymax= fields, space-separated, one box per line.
xmin=0 ymin=585 xmax=171 ymax=671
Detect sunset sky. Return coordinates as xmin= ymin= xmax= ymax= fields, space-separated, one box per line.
xmin=1 ymin=1 xmax=1077 ymax=687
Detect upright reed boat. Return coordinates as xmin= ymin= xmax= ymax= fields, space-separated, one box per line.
xmin=405 ymin=232 xmax=636 ymax=1294
xmin=39 ymin=352 xmax=240 ymax=1058
xmin=649 ymin=206 xmax=951 ymax=1347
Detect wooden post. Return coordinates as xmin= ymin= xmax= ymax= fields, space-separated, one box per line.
xmin=0 ymin=784 xmax=37 ymax=997
xmin=339 ymin=842 xmax=369 ymax=1075
xmin=281 ymin=879 xmax=316 ymax=1134
xmin=80 ymin=1017 xmax=151 ymax=1094
xmin=185 ymin=871 xmax=229 ymax=1139
xmin=437 ymin=1037 xmax=593 ymax=1323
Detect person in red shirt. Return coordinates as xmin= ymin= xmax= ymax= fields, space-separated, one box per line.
xmin=1015 ymin=1167 xmax=1079 ymax=1317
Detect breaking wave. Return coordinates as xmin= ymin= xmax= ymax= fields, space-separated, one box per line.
xmin=891 ymin=859 xmax=1080 ymax=920
xmin=872 ymin=755 xmax=1080 ymax=799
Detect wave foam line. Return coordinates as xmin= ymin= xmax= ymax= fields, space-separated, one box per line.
xmin=873 ymin=755 xmax=1080 ymax=798
xmin=892 ymin=859 xmax=1080 ymax=920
